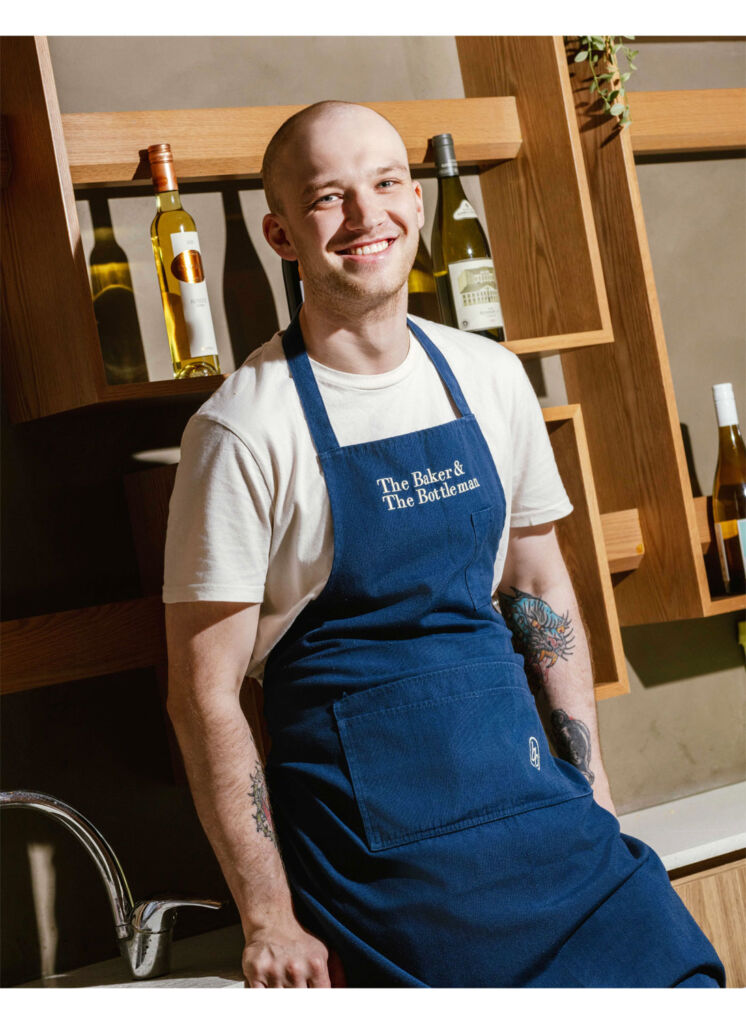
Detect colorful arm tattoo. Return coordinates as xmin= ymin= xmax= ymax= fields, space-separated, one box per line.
xmin=550 ymin=709 xmax=595 ymax=784
xmin=248 ymin=760 xmax=277 ymax=847
xmin=497 ymin=586 xmax=575 ymax=693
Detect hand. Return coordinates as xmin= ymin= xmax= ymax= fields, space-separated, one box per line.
xmin=242 ymin=916 xmax=346 ymax=987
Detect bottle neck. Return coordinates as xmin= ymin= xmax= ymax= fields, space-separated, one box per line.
xmin=433 ymin=137 xmax=459 ymax=178
xmin=437 ymin=175 xmax=467 ymax=201
xmin=714 ymin=385 xmax=739 ymax=428
xmin=155 ymin=189 xmax=183 ymax=212
xmin=719 ymin=423 xmax=744 ymax=447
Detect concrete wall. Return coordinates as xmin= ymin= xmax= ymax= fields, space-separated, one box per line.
xmin=1 ymin=35 xmax=743 ymax=986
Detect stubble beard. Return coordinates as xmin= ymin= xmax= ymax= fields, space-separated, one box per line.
xmin=301 ymin=237 xmax=418 ymax=322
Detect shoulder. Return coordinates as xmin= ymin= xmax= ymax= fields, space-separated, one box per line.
xmin=187 ymin=331 xmax=300 ymax=451
xmin=408 ymin=316 xmax=527 ymax=400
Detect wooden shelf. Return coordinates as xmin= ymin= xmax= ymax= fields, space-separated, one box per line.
xmin=97 ymin=375 xmax=228 ymax=403
xmin=693 ymin=495 xmax=746 ymax=616
xmin=456 ymin=37 xmax=613 ymax=355
xmin=600 ymin=508 xmax=644 ymax=574
xmin=0 ymin=596 xmax=165 ymax=696
xmin=61 ymin=98 xmax=522 ymax=187
xmin=629 ymin=89 xmax=746 ymax=155
xmin=1 ymin=415 xmax=640 ymax=699
xmin=1 ymin=37 xmax=618 ymax=423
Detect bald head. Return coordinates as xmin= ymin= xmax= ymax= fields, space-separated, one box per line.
xmin=261 ymin=101 xmax=406 ymax=215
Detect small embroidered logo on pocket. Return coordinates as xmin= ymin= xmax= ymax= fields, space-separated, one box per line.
xmin=529 ymin=736 xmax=541 ymax=770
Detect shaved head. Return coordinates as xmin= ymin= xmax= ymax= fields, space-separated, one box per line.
xmin=261 ymin=100 xmax=404 ymax=215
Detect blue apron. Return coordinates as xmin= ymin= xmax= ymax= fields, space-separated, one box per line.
xmin=262 ymin=314 xmax=725 ymax=988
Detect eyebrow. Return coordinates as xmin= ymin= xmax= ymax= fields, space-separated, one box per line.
xmin=301 ymin=164 xmax=410 ymax=200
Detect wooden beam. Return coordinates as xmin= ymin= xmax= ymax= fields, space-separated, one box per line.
xmin=62 ymin=97 xmax=522 ymax=187
xmin=543 ymin=405 xmax=629 ymax=697
xmin=629 ymin=89 xmax=746 ymax=155
xmin=0 ymin=36 xmax=105 ymax=422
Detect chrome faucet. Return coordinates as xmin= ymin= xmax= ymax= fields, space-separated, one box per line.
xmin=0 ymin=790 xmax=222 ymax=980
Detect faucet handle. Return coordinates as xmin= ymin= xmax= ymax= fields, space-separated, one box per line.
xmin=131 ymin=896 xmax=222 ymax=934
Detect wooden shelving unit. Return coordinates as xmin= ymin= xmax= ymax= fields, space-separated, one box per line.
xmin=2 ymin=34 xmax=744 ymax=714
xmin=1 ymin=37 xmax=615 ymax=423
xmin=627 ymin=88 xmax=746 ymax=154
xmin=1 ymin=439 xmax=640 ymax=701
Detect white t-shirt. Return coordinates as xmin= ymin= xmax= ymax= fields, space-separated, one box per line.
xmin=162 ymin=316 xmax=573 ymax=682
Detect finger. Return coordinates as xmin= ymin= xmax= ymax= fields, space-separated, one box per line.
xmin=327 ymin=948 xmax=347 ymax=988
xmin=305 ymin=953 xmax=331 ymax=988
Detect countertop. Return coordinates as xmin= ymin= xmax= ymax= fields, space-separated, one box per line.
xmin=19 ymin=780 xmax=745 ymax=987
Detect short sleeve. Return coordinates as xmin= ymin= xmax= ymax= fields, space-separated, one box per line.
xmin=508 ymin=363 xmax=574 ymax=528
xmin=162 ymin=413 xmax=271 ymax=603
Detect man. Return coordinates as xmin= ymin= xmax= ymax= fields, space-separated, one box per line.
xmin=163 ymin=101 xmax=725 ymax=988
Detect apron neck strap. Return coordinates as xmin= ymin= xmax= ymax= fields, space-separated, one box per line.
xmin=281 ymin=311 xmax=473 ymax=456
xmin=405 ymin=317 xmax=472 ymax=418
xmin=282 ymin=312 xmax=340 ymax=454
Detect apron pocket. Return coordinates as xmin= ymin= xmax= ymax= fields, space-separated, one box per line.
xmin=465 ymin=505 xmax=501 ymax=610
xmin=333 ymin=660 xmax=589 ymax=852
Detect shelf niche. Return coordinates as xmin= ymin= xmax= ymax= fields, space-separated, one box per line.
xmin=2 ymin=36 xmax=618 ymax=424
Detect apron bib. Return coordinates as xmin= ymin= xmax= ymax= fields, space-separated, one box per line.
xmin=261 ymin=315 xmax=725 ymax=988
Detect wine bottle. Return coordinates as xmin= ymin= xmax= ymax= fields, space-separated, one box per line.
xmin=88 ymin=195 xmax=148 ymax=384
xmin=282 ymin=259 xmax=304 ymax=320
xmin=430 ymin=133 xmax=506 ymax=342
xmin=712 ymin=382 xmax=746 ymax=595
xmin=407 ymin=233 xmax=440 ymax=322
xmin=148 ymin=143 xmax=220 ymax=378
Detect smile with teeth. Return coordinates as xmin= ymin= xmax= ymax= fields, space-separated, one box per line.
xmin=340 ymin=239 xmax=394 ymax=256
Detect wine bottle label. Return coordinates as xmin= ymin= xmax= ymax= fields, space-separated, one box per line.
xmin=715 ymin=518 xmax=746 ymax=584
xmin=452 ymin=199 xmax=478 ymax=221
xmin=447 ymin=257 xmax=504 ymax=332
xmin=169 ymin=231 xmax=218 ymax=357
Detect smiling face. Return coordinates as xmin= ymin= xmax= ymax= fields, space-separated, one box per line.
xmin=262 ymin=104 xmax=425 ymax=318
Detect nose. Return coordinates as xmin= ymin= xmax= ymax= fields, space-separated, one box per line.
xmin=343 ymin=190 xmax=386 ymax=234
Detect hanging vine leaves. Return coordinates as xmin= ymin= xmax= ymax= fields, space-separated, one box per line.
xmin=569 ymin=36 xmax=638 ymax=128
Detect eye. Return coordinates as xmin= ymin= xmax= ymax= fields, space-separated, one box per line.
xmin=377 ymin=179 xmax=397 ymax=188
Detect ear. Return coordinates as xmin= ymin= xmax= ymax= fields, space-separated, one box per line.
xmin=413 ymin=180 xmax=425 ymax=231
xmin=262 ymin=212 xmax=298 ymax=261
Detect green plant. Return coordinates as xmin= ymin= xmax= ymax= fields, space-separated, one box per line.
xmin=572 ymin=36 xmax=639 ymax=128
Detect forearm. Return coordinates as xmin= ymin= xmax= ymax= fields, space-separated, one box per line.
xmin=498 ymin=576 xmax=615 ymax=813
xmin=168 ymin=687 xmax=296 ymax=937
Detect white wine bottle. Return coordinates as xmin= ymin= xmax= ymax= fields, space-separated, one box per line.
xmin=407 ymin=232 xmax=440 ymax=322
xmin=148 ymin=143 xmax=220 ymax=378
xmin=282 ymin=259 xmax=304 ymax=320
xmin=430 ymin=133 xmax=505 ymax=342
xmin=712 ymin=382 xmax=746 ymax=595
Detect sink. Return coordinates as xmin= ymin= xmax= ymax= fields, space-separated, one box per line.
xmin=19 ymin=924 xmax=245 ymax=988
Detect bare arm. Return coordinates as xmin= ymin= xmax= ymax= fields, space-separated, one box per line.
xmin=497 ymin=524 xmax=617 ymax=816
xmin=165 ymin=600 xmax=341 ymax=986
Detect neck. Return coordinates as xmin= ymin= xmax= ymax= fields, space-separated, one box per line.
xmin=298 ymin=287 xmax=411 ymax=374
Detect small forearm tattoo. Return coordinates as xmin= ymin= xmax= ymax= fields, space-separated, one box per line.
xmin=248 ymin=761 xmax=277 ymax=847
xmin=497 ymin=586 xmax=575 ymax=692
xmin=550 ymin=709 xmax=595 ymax=784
